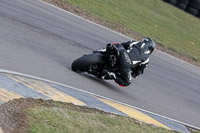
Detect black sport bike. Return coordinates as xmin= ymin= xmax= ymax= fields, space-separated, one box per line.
xmin=71 ymin=43 xmax=123 ymax=80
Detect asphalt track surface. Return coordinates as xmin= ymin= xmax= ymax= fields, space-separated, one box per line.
xmin=0 ymin=0 xmax=200 ymax=128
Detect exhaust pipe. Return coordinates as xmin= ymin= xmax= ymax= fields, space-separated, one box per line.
xmin=106 ymin=43 xmax=113 ymax=51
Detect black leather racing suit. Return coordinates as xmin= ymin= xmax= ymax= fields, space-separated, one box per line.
xmin=99 ymin=40 xmax=151 ymax=87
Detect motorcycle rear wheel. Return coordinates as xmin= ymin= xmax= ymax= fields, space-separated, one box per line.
xmin=71 ymin=53 xmax=105 ymax=73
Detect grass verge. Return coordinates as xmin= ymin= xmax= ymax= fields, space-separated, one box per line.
xmin=26 ymin=99 xmax=175 ymax=133
xmin=1 ymin=98 xmax=200 ymax=132
xmin=44 ymin=0 xmax=200 ymax=66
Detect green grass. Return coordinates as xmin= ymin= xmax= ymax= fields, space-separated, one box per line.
xmin=27 ymin=105 xmax=175 ymax=133
xmin=61 ymin=0 xmax=200 ymax=62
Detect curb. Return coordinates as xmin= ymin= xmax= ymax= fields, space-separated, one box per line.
xmin=0 ymin=69 xmax=197 ymax=133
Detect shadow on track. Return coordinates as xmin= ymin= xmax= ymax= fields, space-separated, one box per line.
xmin=75 ymin=72 xmax=127 ymax=93
xmin=80 ymin=73 xmax=139 ymax=102
xmin=68 ymin=67 xmax=139 ymax=103
xmin=67 ymin=66 xmax=134 ymax=96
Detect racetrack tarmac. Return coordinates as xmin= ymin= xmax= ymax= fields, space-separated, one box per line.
xmin=0 ymin=0 xmax=200 ymax=128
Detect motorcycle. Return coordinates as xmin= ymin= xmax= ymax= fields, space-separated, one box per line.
xmin=71 ymin=43 xmax=124 ymax=80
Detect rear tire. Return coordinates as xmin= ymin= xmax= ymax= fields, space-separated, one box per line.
xmin=71 ymin=53 xmax=105 ymax=73
xmin=177 ymin=0 xmax=189 ymax=5
xmin=185 ymin=7 xmax=199 ymax=16
xmin=164 ymin=0 xmax=177 ymax=5
xmin=197 ymin=10 xmax=200 ymax=18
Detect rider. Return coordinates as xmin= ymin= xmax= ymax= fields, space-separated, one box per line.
xmin=96 ymin=37 xmax=155 ymax=87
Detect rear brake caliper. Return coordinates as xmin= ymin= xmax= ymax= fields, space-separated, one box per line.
xmin=87 ymin=65 xmax=93 ymax=74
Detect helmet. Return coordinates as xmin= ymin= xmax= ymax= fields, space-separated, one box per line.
xmin=141 ymin=37 xmax=155 ymax=54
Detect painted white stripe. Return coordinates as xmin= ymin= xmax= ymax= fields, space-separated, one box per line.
xmin=0 ymin=69 xmax=199 ymax=130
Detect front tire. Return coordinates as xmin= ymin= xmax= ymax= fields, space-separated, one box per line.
xmin=71 ymin=53 xmax=105 ymax=73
